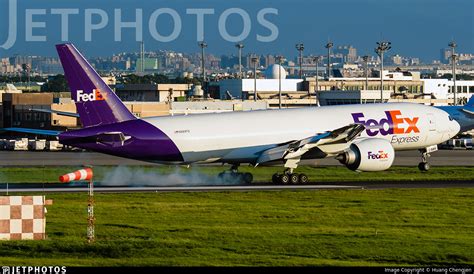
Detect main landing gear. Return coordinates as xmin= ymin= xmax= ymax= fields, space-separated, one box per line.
xmin=217 ymin=164 xmax=253 ymax=184
xmin=272 ymin=168 xmax=309 ymax=185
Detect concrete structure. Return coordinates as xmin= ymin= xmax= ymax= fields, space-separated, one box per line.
xmin=170 ymin=101 xmax=268 ymax=115
xmin=115 ymin=84 xmax=190 ymax=102
xmin=2 ymin=93 xmax=53 ymax=129
xmin=218 ymin=79 xmax=304 ymax=100
xmin=51 ymin=103 xmax=78 ymax=128
xmin=126 ymin=102 xmax=170 ymax=118
xmin=318 ymin=90 xmax=392 ymax=105
xmin=422 ymin=79 xmax=474 ymax=104
xmin=307 ymin=71 xmax=423 ymax=94
xmin=135 ymin=57 xmax=159 ymax=72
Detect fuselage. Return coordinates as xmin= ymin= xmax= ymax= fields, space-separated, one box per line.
xmin=143 ymin=102 xmax=460 ymax=163
xmin=59 ymin=102 xmax=461 ymax=165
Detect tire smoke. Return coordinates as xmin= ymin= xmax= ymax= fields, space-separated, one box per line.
xmin=98 ymin=166 xmax=242 ymax=186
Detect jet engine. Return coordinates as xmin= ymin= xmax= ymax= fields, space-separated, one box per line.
xmin=337 ymin=139 xmax=395 ymax=172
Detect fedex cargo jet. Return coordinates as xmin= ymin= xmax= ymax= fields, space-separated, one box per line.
xmin=5 ymin=44 xmax=474 ymax=184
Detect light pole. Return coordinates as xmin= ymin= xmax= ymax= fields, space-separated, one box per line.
xmin=375 ymin=41 xmax=391 ymax=103
xmin=449 ymin=41 xmax=457 ymax=106
xmin=325 ymin=42 xmax=333 ymax=79
xmin=251 ymin=55 xmax=259 ymax=102
xmin=313 ymin=56 xmax=321 ymax=106
xmin=362 ymin=55 xmax=369 ymax=104
xmin=295 ymin=43 xmax=304 ymax=79
xmin=198 ymin=41 xmax=207 ymax=83
xmin=276 ymin=55 xmax=285 ymax=109
xmin=235 ymin=43 xmax=244 ymax=79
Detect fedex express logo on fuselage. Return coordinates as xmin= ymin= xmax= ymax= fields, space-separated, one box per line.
xmin=75 ymin=89 xmax=106 ymax=102
xmin=352 ymin=110 xmax=419 ymax=137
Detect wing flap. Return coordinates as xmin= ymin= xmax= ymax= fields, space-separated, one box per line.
xmin=256 ymin=124 xmax=365 ymax=164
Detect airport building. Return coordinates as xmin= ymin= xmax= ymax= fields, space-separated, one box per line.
xmin=217 ymin=67 xmax=474 ymax=107
xmin=115 ymin=83 xmax=190 ymax=102
xmin=218 ymin=64 xmax=311 ymax=107
xmin=2 ymin=93 xmax=54 ymax=129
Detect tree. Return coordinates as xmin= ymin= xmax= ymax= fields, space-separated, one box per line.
xmin=41 ymin=74 xmax=69 ymax=92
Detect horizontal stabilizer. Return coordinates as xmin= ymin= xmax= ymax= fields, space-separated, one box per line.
xmin=1 ymin=127 xmax=62 ymax=136
xmin=60 ymin=131 xmax=131 ymax=147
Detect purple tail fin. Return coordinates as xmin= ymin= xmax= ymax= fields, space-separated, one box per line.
xmin=56 ymin=43 xmax=136 ymax=127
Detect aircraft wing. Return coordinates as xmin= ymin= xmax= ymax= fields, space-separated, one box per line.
xmin=256 ymin=124 xmax=365 ymax=164
xmin=1 ymin=127 xmax=62 ymax=136
xmin=29 ymin=108 xmax=80 ymax=118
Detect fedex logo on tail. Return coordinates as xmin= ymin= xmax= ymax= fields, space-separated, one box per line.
xmin=352 ymin=110 xmax=419 ymax=137
xmin=76 ymin=89 xmax=106 ymax=102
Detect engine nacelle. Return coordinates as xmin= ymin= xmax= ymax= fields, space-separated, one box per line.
xmin=337 ymin=138 xmax=395 ymax=172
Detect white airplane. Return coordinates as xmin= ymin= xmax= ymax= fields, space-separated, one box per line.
xmin=4 ymin=44 xmax=474 ymax=184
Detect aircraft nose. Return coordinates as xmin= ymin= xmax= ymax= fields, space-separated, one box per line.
xmin=452 ymin=120 xmax=461 ymax=134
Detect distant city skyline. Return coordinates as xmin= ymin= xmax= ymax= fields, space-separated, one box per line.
xmin=0 ymin=0 xmax=473 ymax=61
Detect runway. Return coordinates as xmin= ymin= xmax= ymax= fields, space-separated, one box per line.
xmin=0 ymin=150 xmax=473 ymax=166
xmin=2 ymin=181 xmax=472 ymax=193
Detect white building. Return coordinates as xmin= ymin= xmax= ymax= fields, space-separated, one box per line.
xmin=219 ymin=64 xmax=304 ymax=99
xmin=422 ymin=79 xmax=474 ymax=104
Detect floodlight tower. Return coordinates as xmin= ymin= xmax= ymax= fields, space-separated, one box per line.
xmin=295 ymin=43 xmax=304 ymax=79
xmin=251 ymin=55 xmax=259 ymax=102
xmin=375 ymin=41 xmax=391 ymax=102
xmin=140 ymin=41 xmax=145 ymax=73
xmin=449 ymin=41 xmax=457 ymax=106
xmin=276 ymin=55 xmax=285 ymax=109
xmin=198 ymin=41 xmax=208 ymax=83
xmin=312 ymin=56 xmax=321 ymax=106
xmin=325 ymin=42 xmax=333 ymax=79
xmin=362 ymin=55 xmax=369 ymax=104
xmin=235 ymin=43 xmax=244 ymax=79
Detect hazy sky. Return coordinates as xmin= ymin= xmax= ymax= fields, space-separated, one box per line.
xmin=0 ymin=0 xmax=472 ymax=61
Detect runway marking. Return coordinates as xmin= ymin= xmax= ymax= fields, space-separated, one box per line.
xmin=2 ymin=185 xmax=363 ymax=193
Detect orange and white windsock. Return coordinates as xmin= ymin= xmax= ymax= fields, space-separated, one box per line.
xmin=59 ymin=168 xmax=93 ymax=183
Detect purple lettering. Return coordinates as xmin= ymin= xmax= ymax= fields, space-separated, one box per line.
xmin=365 ymin=119 xmax=379 ymax=137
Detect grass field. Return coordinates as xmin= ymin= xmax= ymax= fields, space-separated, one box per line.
xmin=0 ymin=188 xmax=473 ymax=266
xmin=0 ymin=165 xmax=474 ymax=184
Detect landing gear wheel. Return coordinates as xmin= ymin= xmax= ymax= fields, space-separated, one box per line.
xmin=243 ymin=172 xmax=253 ymax=184
xmin=290 ymin=173 xmax=299 ymax=184
xmin=280 ymin=174 xmax=290 ymax=184
xmin=299 ymin=174 xmax=309 ymax=184
xmin=418 ymin=162 xmax=430 ymax=171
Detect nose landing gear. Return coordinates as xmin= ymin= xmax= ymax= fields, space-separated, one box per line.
xmin=418 ymin=145 xmax=438 ymax=171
